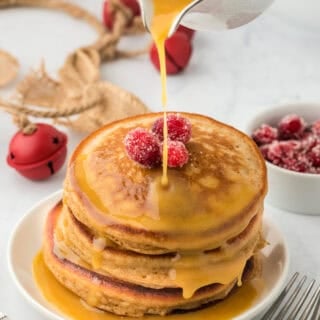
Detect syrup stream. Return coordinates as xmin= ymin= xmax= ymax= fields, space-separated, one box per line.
xmin=150 ymin=0 xmax=193 ymax=186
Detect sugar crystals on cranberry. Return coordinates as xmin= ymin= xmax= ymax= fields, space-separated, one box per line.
xmin=252 ymin=124 xmax=278 ymax=145
xmin=278 ymin=114 xmax=305 ymax=139
xmin=252 ymin=114 xmax=320 ymax=174
xmin=124 ymin=114 xmax=192 ymax=168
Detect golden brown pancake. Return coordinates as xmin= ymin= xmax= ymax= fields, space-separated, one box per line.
xmin=54 ymin=204 xmax=263 ymax=290
xmin=41 ymin=112 xmax=267 ymax=316
xmin=43 ymin=203 xmax=260 ymax=317
xmin=64 ymin=112 xmax=267 ymax=254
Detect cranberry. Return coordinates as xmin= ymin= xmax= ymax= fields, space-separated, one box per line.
xmin=285 ymin=160 xmax=309 ymax=173
xmin=161 ymin=140 xmax=189 ymax=168
xmin=301 ymin=133 xmax=320 ymax=152
xmin=124 ymin=128 xmax=161 ymax=168
xmin=308 ymin=145 xmax=320 ymax=167
xmin=152 ymin=114 xmax=192 ymax=144
xmin=266 ymin=140 xmax=300 ymax=168
xmin=311 ymin=120 xmax=320 ymax=136
xmin=252 ymin=124 xmax=278 ymax=146
xmin=259 ymin=144 xmax=270 ymax=159
xmin=278 ymin=114 xmax=305 ymax=139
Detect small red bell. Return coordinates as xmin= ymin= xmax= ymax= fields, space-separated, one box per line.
xmin=177 ymin=25 xmax=195 ymax=40
xmin=7 ymin=123 xmax=68 ymax=180
xmin=149 ymin=31 xmax=193 ymax=75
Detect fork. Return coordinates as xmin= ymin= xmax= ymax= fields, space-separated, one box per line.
xmin=0 ymin=312 xmax=7 ymax=320
xmin=261 ymin=272 xmax=320 ymax=320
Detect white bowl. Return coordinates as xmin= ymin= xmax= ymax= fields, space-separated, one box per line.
xmin=245 ymin=103 xmax=320 ymax=215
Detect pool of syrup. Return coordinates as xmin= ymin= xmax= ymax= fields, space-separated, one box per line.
xmin=33 ymin=252 xmax=264 ymax=320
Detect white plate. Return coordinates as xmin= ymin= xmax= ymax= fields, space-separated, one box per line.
xmin=8 ymin=190 xmax=289 ymax=320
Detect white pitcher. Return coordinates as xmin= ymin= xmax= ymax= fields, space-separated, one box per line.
xmin=139 ymin=0 xmax=275 ymax=36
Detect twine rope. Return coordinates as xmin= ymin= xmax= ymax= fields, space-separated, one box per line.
xmin=0 ymin=95 xmax=101 ymax=119
xmin=0 ymin=0 xmax=148 ymax=132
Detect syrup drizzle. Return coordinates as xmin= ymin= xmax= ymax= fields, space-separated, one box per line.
xmin=33 ymin=252 xmax=264 ymax=320
xmin=149 ymin=0 xmax=194 ymax=186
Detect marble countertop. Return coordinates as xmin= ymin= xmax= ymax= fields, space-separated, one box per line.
xmin=0 ymin=0 xmax=320 ymax=319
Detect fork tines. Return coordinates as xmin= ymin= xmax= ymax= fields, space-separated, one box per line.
xmin=261 ymin=272 xmax=320 ymax=320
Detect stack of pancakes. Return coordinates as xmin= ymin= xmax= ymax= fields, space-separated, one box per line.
xmin=43 ymin=113 xmax=267 ymax=317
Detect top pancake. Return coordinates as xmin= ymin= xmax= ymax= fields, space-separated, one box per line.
xmin=65 ymin=112 xmax=267 ymax=252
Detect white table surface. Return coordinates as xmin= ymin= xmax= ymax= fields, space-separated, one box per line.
xmin=1 ymin=0 xmax=320 ymax=319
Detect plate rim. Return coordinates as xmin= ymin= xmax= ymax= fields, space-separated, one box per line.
xmin=8 ymin=190 xmax=63 ymax=320
xmin=7 ymin=189 xmax=290 ymax=320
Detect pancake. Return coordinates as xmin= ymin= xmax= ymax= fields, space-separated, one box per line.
xmin=64 ymin=112 xmax=267 ymax=254
xmin=40 ymin=112 xmax=267 ymax=317
xmin=55 ymin=204 xmax=263 ymax=290
xmin=43 ymin=203 xmax=261 ymax=317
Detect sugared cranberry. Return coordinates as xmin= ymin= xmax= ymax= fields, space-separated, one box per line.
xmin=254 ymin=117 xmax=320 ymax=173
xmin=161 ymin=140 xmax=189 ymax=168
xmin=308 ymin=145 xmax=320 ymax=167
xmin=252 ymin=124 xmax=278 ymax=146
xmin=152 ymin=114 xmax=192 ymax=144
xmin=301 ymin=133 xmax=320 ymax=152
xmin=278 ymin=114 xmax=305 ymax=139
xmin=311 ymin=120 xmax=320 ymax=136
xmin=267 ymin=140 xmax=299 ymax=165
xmin=259 ymin=144 xmax=270 ymax=159
xmin=124 ymin=128 xmax=161 ymax=168
xmin=266 ymin=142 xmax=282 ymax=165
xmin=284 ymin=159 xmax=309 ymax=173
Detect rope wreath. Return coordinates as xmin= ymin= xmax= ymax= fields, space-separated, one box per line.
xmin=0 ymin=0 xmax=149 ymax=134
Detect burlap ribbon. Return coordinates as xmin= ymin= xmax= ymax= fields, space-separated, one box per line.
xmin=0 ymin=0 xmax=149 ymax=133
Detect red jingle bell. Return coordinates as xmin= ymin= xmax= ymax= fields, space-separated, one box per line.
xmin=103 ymin=0 xmax=141 ymax=30
xmin=177 ymin=25 xmax=195 ymax=40
xmin=7 ymin=123 xmax=68 ymax=180
xmin=149 ymin=31 xmax=193 ymax=75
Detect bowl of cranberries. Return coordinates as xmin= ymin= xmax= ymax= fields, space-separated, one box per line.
xmin=246 ymin=103 xmax=320 ymax=215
